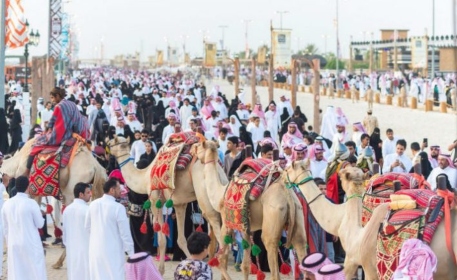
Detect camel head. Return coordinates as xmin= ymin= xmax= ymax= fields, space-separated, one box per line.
xmin=106 ymin=136 xmax=130 ymax=158
xmin=283 ymin=159 xmax=313 ymax=187
xmin=192 ymin=142 xmax=207 ymax=163
xmin=339 ymin=166 xmax=366 ymax=195
xmin=200 ymin=140 xmax=219 ymax=164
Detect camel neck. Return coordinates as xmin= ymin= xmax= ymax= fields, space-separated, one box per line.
xmin=298 ymin=180 xmax=345 ymax=236
xmin=116 ymin=153 xmax=148 ymax=195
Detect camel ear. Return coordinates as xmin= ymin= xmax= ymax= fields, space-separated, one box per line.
xmin=202 ymin=141 xmax=207 ymax=149
xmin=339 ymin=168 xmax=349 ymax=180
xmin=126 ymin=136 xmax=130 ymax=143
xmin=114 ymin=136 xmax=118 ymax=144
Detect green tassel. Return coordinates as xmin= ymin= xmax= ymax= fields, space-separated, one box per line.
xmin=155 ymin=200 xmax=163 ymax=209
xmin=278 ymin=240 xmax=282 ymax=247
xmin=289 ymin=244 xmax=294 ymax=250
xmin=241 ymin=239 xmax=250 ymax=249
xmin=143 ymin=200 xmax=151 ymax=210
xmin=224 ymin=235 xmax=233 ymax=245
xmin=165 ymin=199 xmax=174 ymax=208
xmin=251 ymin=244 xmax=262 ymax=256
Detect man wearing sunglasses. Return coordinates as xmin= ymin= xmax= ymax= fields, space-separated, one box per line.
xmin=130 ymin=129 xmax=155 ymax=167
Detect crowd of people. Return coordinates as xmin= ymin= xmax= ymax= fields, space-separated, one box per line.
xmin=0 ymin=66 xmax=456 ymax=279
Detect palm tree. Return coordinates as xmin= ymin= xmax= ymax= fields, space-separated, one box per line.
xmin=303 ymin=44 xmax=319 ymax=55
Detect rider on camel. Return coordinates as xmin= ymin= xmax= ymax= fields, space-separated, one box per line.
xmin=25 ymin=87 xmax=90 ymax=176
xmin=325 ymin=142 xmax=350 ymax=204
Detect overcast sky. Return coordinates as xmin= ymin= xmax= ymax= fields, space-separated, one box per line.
xmin=6 ymin=0 xmax=456 ymax=60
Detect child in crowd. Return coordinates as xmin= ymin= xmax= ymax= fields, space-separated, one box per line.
xmin=174 ymin=232 xmax=212 ymax=280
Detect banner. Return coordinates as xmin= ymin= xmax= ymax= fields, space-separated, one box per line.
xmin=204 ymin=43 xmax=217 ymax=67
xmin=184 ymin=53 xmax=190 ymax=64
xmin=60 ymin=13 xmax=70 ymax=61
xmin=5 ymin=0 xmax=29 ymax=49
xmin=257 ymin=46 xmax=266 ymax=64
xmin=170 ymin=47 xmax=179 ymax=66
xmin=411 ymin=38 xmax=427 ymax=69
xmin=156 ymin=50 xmax=163 ymax=66
xmin=271 ymin=28 xmax=292 ymax=68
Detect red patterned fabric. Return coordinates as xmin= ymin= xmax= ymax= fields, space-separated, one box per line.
xmin=31 ymin=138 xmax=76 ymax=168
xmin=150 ymin=144 xmax=184 ymax=191
xmin=29 ymin=153 xmax=61 ymax=196
xmin=236 ymin=159 xmax=281 ymax=200
xmin=167 ymin=131 xmax=200 ymax=146
xmin=362 ymin=194 xmax=391 ymax=227
xmin=224 ymin=178 xmax=251 ymax=232
xmin=326 ymin=172 xmax=340 ymax=204
xmin=395 ymin=189 xmax=444 ymax=244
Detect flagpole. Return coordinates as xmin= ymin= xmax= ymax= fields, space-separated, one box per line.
xmin=0 ymin=0 xmax=6 ymax=109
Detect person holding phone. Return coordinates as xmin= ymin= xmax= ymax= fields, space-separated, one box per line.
xmin=382 ymin=139 xmax=412 ymax=174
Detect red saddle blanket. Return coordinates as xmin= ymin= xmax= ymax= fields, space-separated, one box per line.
xmin=31 ymin=138 xmax=76 ymax=168
xmin=236 ymin=158 xmax=281 ymax=199
xmin=150 ymin=132 xmax=200 ymax=190
xmin=362 ymin=173 xmax=430 ymax=226
xmin=29 ymin=153 xmax=61 ymax=197
xmin=376 ymin=189 xmax=444 ymax=280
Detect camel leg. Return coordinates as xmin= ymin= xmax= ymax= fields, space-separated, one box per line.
xmin=290 ymin=226 xmax=307 ymax=272
xmin=155 ymin=201 xmax=167 ymax=275
xmin=174 ymin=203 xmax=191 ymax=258
xmin=208 ymin=227 xmax=217 ymax=259
xmin=343 ymin=259 xmax=359 ymax=280
xmin=52 ymin=249 xmax=66 ymax=269
xmin=240 ymin=232 xmax=251 ymax=280
xmin=217 ymin=223 xmax=232 ymax=280
xmin=262 ymin=220 xmax=283 ymax=280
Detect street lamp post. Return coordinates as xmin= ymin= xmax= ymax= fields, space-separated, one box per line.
xmin=431 ymin=0 xmax=435 ymax=78
xmin=218 ymin=25 xmax=228 ymax=51
xmin=241 ymin=20 xmax=252 ymax=59
xmin=335 ymin=0 xmax=340 ymax=88
xmin=23 ymin=21 xmax=40 ymax=93
xmin=322 ymin=35 xmax=330 ymax=53
xmin=276 ymin=11 xmax=289 ymax=30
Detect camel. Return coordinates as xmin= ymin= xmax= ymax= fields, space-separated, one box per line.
xmin=340 ymin=166 xmax=457 ymax=280
xmin=0 ymin=138 xmax=107 ymax=268
xmin=281 ymin=160 xmax=388 ymax=279
xmin=198 ymin=140 xmax=308 ymax=280
xmin=107 ymin=136 xmax=230 ymax=279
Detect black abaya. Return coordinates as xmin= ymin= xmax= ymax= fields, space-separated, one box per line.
xmin=127 ymin=188 xmax=155 ymax=255
xmin=0 ymin=108 xmax=9 ymax=154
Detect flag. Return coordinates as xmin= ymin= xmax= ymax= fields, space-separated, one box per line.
xmin=204 ymin=43 xmax=216 ymax=67
xmin=5 ymin=0 xmax=29 ymax=49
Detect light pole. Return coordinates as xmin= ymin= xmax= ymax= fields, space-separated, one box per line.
xmin=218 ymin=25 xmax=228 ymax=51
xmin=23 ymin=21 xmax=40 ymax=93
xmin=431 ymin=0 xmax=435 ymax=78
xmin=241 ymin=20 xmax=252 ymax=59
xmin=335 ymin=0 xmax=340 ymax=87
xmin=276 ymin=10 xmax=289 ymax=30
xmin=322 ymin=35 xmax=330 ymax=53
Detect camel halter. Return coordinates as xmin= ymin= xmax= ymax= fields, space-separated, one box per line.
xmin=285 ymin=167 xmax=322 ymax=205
xmin=107 ymin=142 xmax=132 ymax=167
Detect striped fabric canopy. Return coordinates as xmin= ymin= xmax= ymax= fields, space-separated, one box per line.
xmin=5 ymin=0 xmax=29 ymax=49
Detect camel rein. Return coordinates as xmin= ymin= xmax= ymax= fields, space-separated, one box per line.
xmin=285 ymin=169 xmax=322 ymax=205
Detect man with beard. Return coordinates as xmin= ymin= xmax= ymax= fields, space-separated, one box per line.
xmin=427 ymin=154 xmax=457 ymax=190
xmin=428 ymin=145 xmax=440 ymax=168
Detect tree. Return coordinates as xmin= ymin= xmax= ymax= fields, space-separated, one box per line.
xmin=325 ymin=58 xmax=346 ymax=70
xmin=296 ymin=44 xmax=320 ymax=56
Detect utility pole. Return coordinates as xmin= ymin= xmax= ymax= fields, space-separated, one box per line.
xmin=276 ymin=11 xmax=289 ymax=30
xmin=218 ymin=25 xmax=228 ymax=51
xmin=251 ymin=58 xmax=256 ymax=106
xmin=335 ymin=0 xmax=340 ymax=89
xmin=0 ymin=0 xmax=6 ymax=109
xmin=268 ymin=20 xmax=274 ymax=102
xmin=431 ymin=0 xmax=436 ymax=78
xmin=242 ymin=20 xmax=252 ymax=59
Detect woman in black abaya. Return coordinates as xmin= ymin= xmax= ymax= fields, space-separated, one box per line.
xmin=0 ymin=108 xmax=9 ymax=154
xmin=8 ymin=109 xmax=22 ymax=154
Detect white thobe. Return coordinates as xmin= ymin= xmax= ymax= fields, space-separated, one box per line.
xmin=382 ymin=153 xmax=412 ymax=174
xmin=126 ymin=120 xmax=143 ymax=132
xmin=180 ymin=105 xmax=194 ymax=130
xmin=265 ymin=110 xmax=281 ymax=141
xmin=214 ymin=102 xmax=228 ymax=120
xmin=427 ymin=166 xmax=457 ymax=190
xmin=2 ymin=193 xmax=46 ymax=280
xmin=63 ymin=199 xmax=90 ymax=280
xmin=130 ymin=140 xmax=146 ymax=166
xmin=351 ymin=131 xmax=363 ymax=147
xmin=277 ymin=101 xmax=294 ymax=117
xmin=218 ymin=138 xmax=228 ymax=154
xmin=85 ymin=194 xmax=134 ymax=280
xmin=40 ymin=109 xmax=53 ymax=130
xmin=162 ymin=125 xmax=175 ymax=144
xmin=330 ymin=132 xmax=350 ymax=155
xmin=247 ymin=124 xmax=265 ymax=151
xmin=429 ymin=157 xmax=439 ymax=169
xmin=310 ymin=160 xmax=328 ymax=179
xmin=382 ymin=137 xmax=399 ymax=159
xmin=86 ymin=104 xmax=97 ymax=117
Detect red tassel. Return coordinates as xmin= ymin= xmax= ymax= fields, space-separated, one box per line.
xmin=294 ymin=261 xmax=301 ymax=280
xmin=256 ymin=270 xmax=266 ymax=280
xmin=161 ymin=222 xmax=170 ymax=236
xmin=208 ymin=257 xmax=220 ymax=267
xmin=140 ymin=222 xmax=147 ymax=234
xmin=54 ymin=227 xmax=63 ymax=238
xmin=280 ymin=263 xmax=292 ymax=275
xmin=38 ymin=228 xmax=44 ymax=236
xmin=196 ymin=225 xmax=203 ymax=232
xmin=46 ymin=204 xmax=53 ymax=214
xmin=153 ymin=222 xmax=161 ymax=232
xmin=250 ymin=263 xmax=258 ymax=274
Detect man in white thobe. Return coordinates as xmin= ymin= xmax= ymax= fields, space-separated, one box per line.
xmin=382 ymin=128 xmax=400 ymax=159
xmin=310 ymin=146 xmax=328 ymax=179
xmin=264 ymin=103 xmax=281 ymax=142
xmin=382 ymin=139 xmax=412 ymax=174
xmin=162 ymin=113 xmax=177 ymax=144
xmin=180 ymin=98 xmax=194 ymax=130
xmin=39 ymin=102 xmax=54 ymax=130
xmin=427 ymin=154 xmax=457 ymax=190
xmin=2 ymin=176 xmax=46 ymax=280
xmin=277 ymin=95 xmax=294 ymax=117
xmin=63 ymin=183 xmax=92 ymax=280
xmin=85 ymin=179 xmax=134 ymax=280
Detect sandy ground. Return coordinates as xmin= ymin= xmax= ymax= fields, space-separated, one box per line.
xmin=1 ymin=79 xmax=455 ymax=279
xmin=216 ymin=79 xmax=457 ymax=155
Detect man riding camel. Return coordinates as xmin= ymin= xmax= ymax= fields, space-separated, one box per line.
xmin=25 ymin=87 xmax=91 ymax=176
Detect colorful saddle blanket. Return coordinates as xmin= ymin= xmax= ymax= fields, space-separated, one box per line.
xmin=235 ymin=158 xmax=281 ymax=199
xmin=376 ymin=189 xmax=444 ymax=280
xmin=29 ymin=153 xmax=61 ymax=197
xmin=362 ymin=173 xmax=430 ymax=226
xmin=150 ymin=132 xmax=200 ymax=190
xmin=224 ymin=159 xmax=282 ymax=233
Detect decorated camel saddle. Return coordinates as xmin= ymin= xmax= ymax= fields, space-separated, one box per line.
xmin=223 ymin=158 xmax=282 ymax=233
xmin=29 ymin=135 xmax=88 ymax=197
xmin=361 ymin=172 xmax=429 ymax=226
xmin=376 ymin=188 xmax=452 ymax=279
xmin=149 ymin=131 xmax=200 ymax=191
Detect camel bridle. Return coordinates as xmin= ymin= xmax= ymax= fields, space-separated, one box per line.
xmin=285 ymin=164 xmax=323 ymax=205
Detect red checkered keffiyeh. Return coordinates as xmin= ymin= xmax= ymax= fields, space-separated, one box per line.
xmin=125 ymin=252 xmax=163 ymax=280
